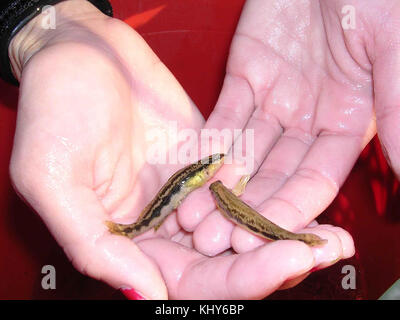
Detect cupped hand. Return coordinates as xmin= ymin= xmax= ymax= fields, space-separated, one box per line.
xmin=8 ymin=0 xmax=331 ymax=300
xmin=177 ymin=0 xmax=400 ymax=271
xmin=8 ymin=1 xmax=205 ymax=299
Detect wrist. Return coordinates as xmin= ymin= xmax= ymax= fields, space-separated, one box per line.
xmin=8 ymin=0 xmax=110 ymax=82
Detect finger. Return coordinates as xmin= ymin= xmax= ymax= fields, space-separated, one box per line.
xmin=246 ymin=133 xmax=365 ymax=233
xmin=314 ymin=224 xmax=355 ymax=259
xmin=303 ymin=227 xmax=342 ymax=269
xmin=278 ymin=272 xmax=311 ymax=290
xmin=205 ymin=73 xmax=254 ymax=133
xmin=138 ymin=238 xmax=314 ymax=299
xmin=177 ymin=74 xmax=256 ymax=231
xmin=27 ymin=183 xmax=168 ymax=300
xmin=373 ymin=36 xmax=400 ymax=180
xmin=231 ymin=222 xmax=353 ymax=272
xmin=239 ymin=127 xmax=315 ymax=207
xmin=278 ymin=224 xmax=355 ymax=290
xmin=192 ymin=209 xmax=234 ymax=256
xmin=177 ymin=183 xmax=219 ymax=232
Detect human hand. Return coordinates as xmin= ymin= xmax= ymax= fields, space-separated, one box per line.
xmin=8 ymin=0 xmax=207 ymax=299
xmin=176 ymin=0 xmax=400 ymax=283
xmin=8 ymin=0 xmax=322 ymax=300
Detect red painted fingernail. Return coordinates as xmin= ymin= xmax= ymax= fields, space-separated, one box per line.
xmin=121 ymin=287 xmax=146 ymax=300
xmin=310 ymin=266 xmax=320 ymax=273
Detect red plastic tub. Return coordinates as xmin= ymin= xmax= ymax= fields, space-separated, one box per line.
xmin=0 ymin=0 xmax=399 ymax=299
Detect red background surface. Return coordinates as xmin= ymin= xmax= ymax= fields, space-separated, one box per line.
xmin=0 ymin=0 xmax=399 ymax=299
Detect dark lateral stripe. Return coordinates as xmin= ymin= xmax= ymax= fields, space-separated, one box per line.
xmin=150 ymin=156 xmax=213 ymax=205
xmin=136 ymin=158 xmax=215 ymax=228
xmin=137 ymin=183 xmax=181 ymax=228
xmin=131 ymin=154 xmax=224 ymax=234
xmin=210 ymin=181 xmax=283 ymax=241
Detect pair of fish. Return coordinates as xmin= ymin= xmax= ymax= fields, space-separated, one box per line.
xmin=106 ymin=154 xmax=327 ymax=247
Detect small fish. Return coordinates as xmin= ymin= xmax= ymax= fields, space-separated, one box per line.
xmin=106 ymin=153 xmax=225 ymax=238
xmin=209 ymin=180 xmax=327 ymax=247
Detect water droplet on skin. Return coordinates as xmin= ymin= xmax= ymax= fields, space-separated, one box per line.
xmin=344 ymin=107 xmax=356 ymax=115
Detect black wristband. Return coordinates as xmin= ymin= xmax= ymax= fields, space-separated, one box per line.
xmin=0 ymin=0 xmax=113 ymax=86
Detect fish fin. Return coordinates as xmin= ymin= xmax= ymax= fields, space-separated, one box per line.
xmin=232 ymin=175 xmax=251 ymax=196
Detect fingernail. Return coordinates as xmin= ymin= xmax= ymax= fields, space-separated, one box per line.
xmin=120 ymin=287 xmax=146 ymax=300
xmin=310 ymin=266 xmax=320 ymax=273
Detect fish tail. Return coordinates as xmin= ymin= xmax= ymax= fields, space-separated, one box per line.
xmin=295 ymin=232 xmax=328 ymax=247
xmin=105 ymin=220 xmax=136 ymax=238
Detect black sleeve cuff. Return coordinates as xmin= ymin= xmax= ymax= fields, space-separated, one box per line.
xmin=0 ymin=0 xmax=113 ymax=86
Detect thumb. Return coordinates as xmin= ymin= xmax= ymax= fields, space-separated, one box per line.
xmin=16 ymin=178 xmax=168 ymax=300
